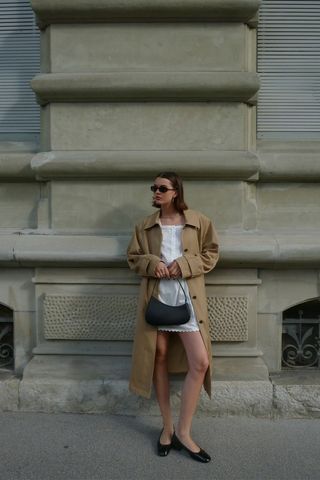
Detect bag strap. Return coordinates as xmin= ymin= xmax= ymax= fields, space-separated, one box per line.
xmin=150 ymin=277 xmax=188 ymax=302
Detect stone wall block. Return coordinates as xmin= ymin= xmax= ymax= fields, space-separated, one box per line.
xmin=49 ymin=103 xmax=247 ymax=151
xmin=49 ymin=24 xmax=247 ymax=73
xmin=257 ymin=183 xmax=320 ymax=231
xmin=201 ymin=381 xmax=273 ymax=417
xmin=50 ymin=179 xmax=244 ymax=232
xmin=0 ymin=183 xmax=40 ymax=229
xmin=273 ymin=385 xmax=320 ymax=419
xmin=0 ymin=374 xmax=20 ymax=412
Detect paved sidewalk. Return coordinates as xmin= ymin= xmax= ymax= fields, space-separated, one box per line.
xmin=1 ymin=412 xmax=319 ymax=480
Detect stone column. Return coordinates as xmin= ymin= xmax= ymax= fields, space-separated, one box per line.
xmin=27 ymin=0 xmax=270 ymax=384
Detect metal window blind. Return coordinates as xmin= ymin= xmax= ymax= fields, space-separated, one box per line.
xmin=257 ymin=0 xmax=320 ymax=140
xmin=0 ymin=0 xmax=40 ymax=134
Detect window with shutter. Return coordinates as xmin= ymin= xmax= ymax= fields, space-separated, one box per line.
xmin=257 ymin=0 xmax=320 ymax=140
xmin=0 ymin=0 xmax=40 ymax=140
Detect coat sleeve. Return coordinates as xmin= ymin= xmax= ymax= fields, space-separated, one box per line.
xmin=127 ymin=225 xmax=161 ymax=277
xmin=175 ymin=219 xmax=219 ymax=279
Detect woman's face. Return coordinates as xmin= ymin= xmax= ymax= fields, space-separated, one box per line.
xmin=152 ymin=177 xmax=177 ymax=209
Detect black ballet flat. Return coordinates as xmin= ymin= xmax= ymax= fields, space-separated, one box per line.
xmin=172 ymin=432 xmax=211 ymax=463
xmin=157 ymin=429 xmax=172 ymax=457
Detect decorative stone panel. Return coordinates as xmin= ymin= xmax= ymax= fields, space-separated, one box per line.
xmin=43 ymin=294 xmax=137 ymax=340
xmin=208 ymin=296 xmax=249 ymax=341
xmin=43 ymin=293 xmax=249 ymax=342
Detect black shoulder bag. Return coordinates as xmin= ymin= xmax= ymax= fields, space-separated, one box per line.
xmin=145 ymin=279 xmax=191 ymax=326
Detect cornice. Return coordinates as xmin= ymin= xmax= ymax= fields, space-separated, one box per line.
xmin=0 ymin=152 xmax=35 ymax=180
xmin=1 ymin=231 xmax=320 ymax=268
xmin=31 ymin=0 xmax=261 ymax=28
xmin=31 ymin=72 xmax=259 ymax=105
xmin=31 ymin=150 xmax=260 ymax=181
xmin=3 ymin=147 xmax=320 ymax=182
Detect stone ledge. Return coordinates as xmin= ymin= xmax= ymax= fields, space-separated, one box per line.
xmin=31 ymin=150 xmax=259 ymax=181
xmin=19 ymin=378 xmax=273 ymax=416
xmin=0 ymin=152 xmax=35 ymax=180
xmin=2 ymin=358 xmax=320 ymax=417
xmin=18 ymin=355 xmax=272 ymax=416
xmin=2 ymin=148 xmax=320 ymax=182
xmin=31 ymin=0 xmax=260 ymax=28
xmin=31 ymin=72 xmax=259 ymax=105
xmin=1 ymin=231 xmax=320 ymax=267
xmin=259 ymin=151 xmax=320 ymax=182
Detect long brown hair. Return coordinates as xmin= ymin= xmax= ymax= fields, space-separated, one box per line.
xmin=154 ymin=171 xmax=188 ymax=214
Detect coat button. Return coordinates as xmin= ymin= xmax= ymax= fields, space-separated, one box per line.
xmin=184 ymin=248 xmax=188 ymax=252
xmin=199 ymin=320 xmax=203 ymax=324
xmin=192 ymin=295 xmax=197 ymax=299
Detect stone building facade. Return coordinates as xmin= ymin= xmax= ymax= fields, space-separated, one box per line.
xmin=0 ymin=0 xmax=319 ymax=415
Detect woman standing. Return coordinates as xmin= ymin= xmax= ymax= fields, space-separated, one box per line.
xmin=127 ymin=172 xmax=219 ymax=463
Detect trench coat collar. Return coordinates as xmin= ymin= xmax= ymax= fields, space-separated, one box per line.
xmin=143 ymin=209 xmax=200 ymax=230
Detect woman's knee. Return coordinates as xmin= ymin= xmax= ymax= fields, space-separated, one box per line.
xmin=190 ymin=354 xmax=209 ymax=374
xmin=155 ymin=336 xmax=169 ymax=365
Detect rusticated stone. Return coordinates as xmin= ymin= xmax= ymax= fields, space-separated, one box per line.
xmin=0 ymin=373 xmax=20 ymax=412
xmin=273 ymin=385 xmax=320 ymax=419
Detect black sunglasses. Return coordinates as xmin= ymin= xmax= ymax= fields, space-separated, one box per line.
xmin=150 ymin=185 xmax=176 ymax=193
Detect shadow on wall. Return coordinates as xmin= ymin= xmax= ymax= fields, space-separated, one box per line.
xmin=100 ymin=204 xmax=155 ymax=235
xmin=0 ymin=1 xmax=40 ymax=140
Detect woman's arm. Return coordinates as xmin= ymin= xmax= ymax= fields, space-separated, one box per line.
xmin=175 ymin=220 xmax=219 ymax=279
xmin=127 ymin=225 xmax=162 ymax=277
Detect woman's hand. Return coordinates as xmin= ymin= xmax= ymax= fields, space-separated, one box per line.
xmin=154 ymin=261 xmax=170 ymax=279
xmin=168 ymin=260 xmax=182 ymax=279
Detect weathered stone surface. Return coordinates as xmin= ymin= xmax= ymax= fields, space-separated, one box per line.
xmin=258 ymin=140 xmax=320 ymax=181
xmin=0 ymin=373 xmax=20 ymax=412
xmin=271 ymin=372 xmax=320 ymax=418
xmin=200 ymin=381 xmax=273 ymax=417
xmin=49 ymin=103 xmax=246 ymax=151
xmin=258 ymin=270 xmax=319 ymax=315
xmin=0 ymin=152 xmax=35 ymax=179
xmin=49 ymin=24 xmax=246 ymax=73
xmin=19 ymin=355 xmax=161 ymax=414
xmin=18 ymin=355 xmax=273 ymax=416
xmin=19 ymin=377 xmax=273 ymax=416
xmin=273 ymin=385 xmax=320 ymax=419
xmin=49 ymin=179 xmax=244 ymax=231
xmin=0 ymin=183 xmax=40 ymax=229
xmin=257 ymin=183 xmax=320 ymax=231
xmin=1 ymin=358 xmax=319 ymax=418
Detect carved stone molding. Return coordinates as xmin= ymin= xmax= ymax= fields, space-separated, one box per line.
xmin=31 ymin=150 xmax=259 ymax=180
xmin=31 ymin=0 xmax=261 ymax=28
xmin=2 ymin=232 xmax=320 ymax=268
xmin=31 ymin=72 xmax=259 ymax=105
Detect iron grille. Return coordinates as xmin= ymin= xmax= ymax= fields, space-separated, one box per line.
xmin=282 ymin=310 xmax=320 ymax=368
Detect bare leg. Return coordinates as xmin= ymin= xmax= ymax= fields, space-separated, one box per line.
xmin=176 ymin=331 xmax=209 ymax=452
xmin=153 ymin=331 xmax=174 ymax=444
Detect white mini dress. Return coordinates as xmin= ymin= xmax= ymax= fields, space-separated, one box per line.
xmin=157 ymin=224 xmax=199 ymax=333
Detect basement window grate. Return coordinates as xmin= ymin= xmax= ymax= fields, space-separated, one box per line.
xmin=0 ymin=306 xmax=14 ymax=370
xmin=282 ymin=300 xmax=320 ymax=369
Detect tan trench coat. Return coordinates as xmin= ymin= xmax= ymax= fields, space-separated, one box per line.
xmin=127 ymin=209 xmax=219 ymax=399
